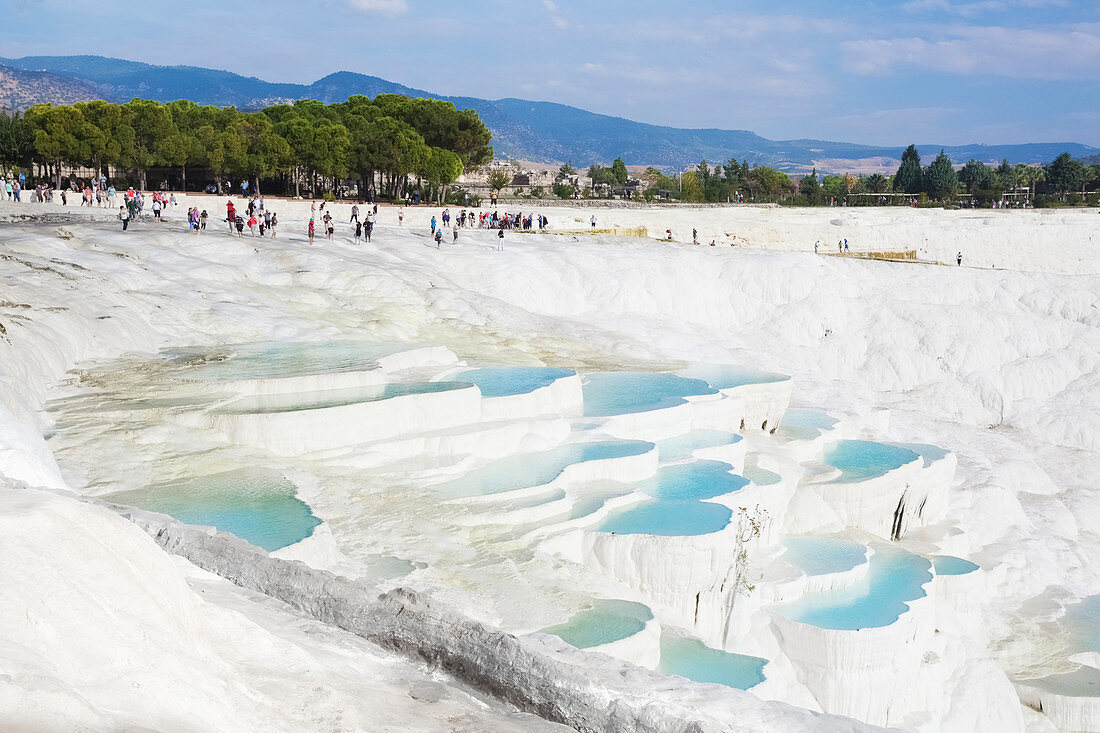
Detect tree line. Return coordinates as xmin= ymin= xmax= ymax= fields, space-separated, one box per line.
xmin=0 ymin=95 xmax=493 ymax=202
xmin=799 ymin=146 xmax=1100 ymax=206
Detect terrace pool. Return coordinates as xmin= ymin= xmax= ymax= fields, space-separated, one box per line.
xmin=778 ymin=546 xmax=933 ymax=630
xmin=582 ymin=372 xmax=717 ymax=417
xmin=774 ymin=408 xmax=839 ymax=441
xmin=823 ymin=440 xmax=921 ymax=483
xmin=541 ymin=599 xmax=653 ymax=649
xmin=931 ymin=555 xmax=979 ymax=576
xmin=215 ymin=381 xmax=472 ymax=415
xmin=657 ymin=430 xmax=741 ymax=462
xmin=104 ymin=469 xmax=321 ymax=552
xmin=431 ymin=440 xmax=654 ymax=499
xmin=784 ymin=537 xmax=869 ymax=576
xmin=597 ymin=461 xmax=746 ymax=537
xmin=178 ymin=341 xmax=419 ymax=381
xmin=658 ymin=634 xmax=768 ymax=690
xmin=450 ymin=366 xmax=575 ymax=397
xmin=678 ymin=363 xmax=789 ymax=390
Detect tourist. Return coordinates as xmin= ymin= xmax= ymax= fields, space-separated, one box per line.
xmin=497 ymin=228 xmax=505 ymax=251
xmin=434 ymin=228 xmax=443 ymax=248
xmin=430 ymin=215 xmax=437 ymax=235
xmin=268 ymin=213 xmax=277 ymax=239
xmin=354 ymin=220 xmax=362 ymax=244
xmin=591 ymin=215 xmax=597 ymax=228
xmin=693 ymin=228 xmax=698 ymax=244
xmin=200 ymin=210 xmax=208 ymax=231
xmin=398 ymin=208 xmax=404 ymax=226
xmin=235 ymin=214 xmax=245 ymax=237
xmin=308 ymin=218 xmax=315 ymax=244
xmin=152 ymin=198 xmax=162 ymax=221
xmin=118 ymin=205 xmax=130 ymax=231
xmin=365 ymin=218 xmax=373 ymax=243
xmin=324 ymin=212 xmax=334 ymax=240
xmin=814 ymin=241 xmax=820 ymax=254
xmin=351 ymin=204 xmax=359 ymax=224
xmin=957 ymin=252 xmax=963 ymax=266
xmin=248 ymin=213 xmax=257 ymax=236
xmin=226 ymin=200 xmax=236 ymax=233
xmin=452 ymin=225 xmax=459 ymax=244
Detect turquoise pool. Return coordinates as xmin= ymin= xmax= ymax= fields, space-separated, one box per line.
xmin=823 ymin=440 xmax=921 ymax=483
xmin=931 ymin=555 xmax=979 ymax=576
xmin=657 ymin=430 xmax=741 ymax=462
xmin=581 ymin=372 xmax=717 ymax=417
xmin=178 ymin=341 xmax=419 ymax=381
xmin=597 ymin=462 xmax=746 ymax=537
xmin=658 ymin=634 xmax=768 ymax=690
xmin=778 ymin=546 xmax=933 ymax=630
xmin=104 ymin=469 xmax=321 ymax=552
xmin=774 ymin=408 xmax=839 ymax=441
xmin=451 ymin=367 xmax=575 ymax=398
xmin=893 ymin=442 xmax=950 ymax=468
xmin=215 ymin=381 xmax=472 ymax=415
xmin=784 ymin=537 xmax=869 ymax=576
xmin=678 ymin=363 xmax=789 ymax=390
xmin=431 ymin=440 xmax=654 ymax=499
xmin=541 ymin=600 xmax=653 ymax=649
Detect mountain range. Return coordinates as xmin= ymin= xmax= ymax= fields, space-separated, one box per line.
xmin=2 ymin=54 xmax=1097 ymax=173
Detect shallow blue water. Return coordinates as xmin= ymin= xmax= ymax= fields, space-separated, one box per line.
xmin=657 ymin=430 xmax=741 ymax=462
xmin=599 ymin=500 xmax=733 ymax=536
xmin=775 ymin=408 xmax=839 ymax=441
xmin=742 ymin=464 xmax=782 ymax=486
xmin=679 ymin=363 xmax=789 ymax=390
xmin=778 ymin=546 xmax=933 ymax=630
xmin=823 ymin=440 xmax=921 ymax=483
xmin=784 ymin=537 xmax=869 ymax=576
xmin=931 ymin=555 xmax=979 ymax=576
xmin=1066 ymin=595 xmax=1100 ymax=654
xmin=638 ymin=461 xmax=749 ymax=501
xmin=431 ymin=440 xmax=654 ymax=499
xmin=104 ymin=469 xmax=321 ymax=552
xmin=893 ymin=442 xmax=950 ymax=468
xmin=451 ymin=366 xmax=575 ymax=398
xmin=581 ymin=372 xmax=717 ymax=417
xmin=541 ymin=600 xmax=653 ymax=648
xmin=658 ymin=634 xmax=768 ymax=690
xmin=216 ymin=381 xmax=472 ymax=415
xmin=597 ymin=462 xmax=745 ymax=536
xmin=179 ymin=341 xmax=417 ymax=381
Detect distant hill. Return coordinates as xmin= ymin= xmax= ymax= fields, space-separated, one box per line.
xmin=0 ymin=63 xmax=109 ymax=111
xmin=2 ymin=54 xmax=1097 ymax=173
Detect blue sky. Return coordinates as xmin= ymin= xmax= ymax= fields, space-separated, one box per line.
xmin=2 ymin=0 xmax=1098 ymax=146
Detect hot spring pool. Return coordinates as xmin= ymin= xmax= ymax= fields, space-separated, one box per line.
xmin=932 ymin=555 xmax=979 ymax=576
xmin=658 ymin=634 xmax=768 ymax=690
xmin=104 ymin=468 xmax=321 ymax=552
xmin=177 ymin=341 xmax=421 ymax=382
xmin=540 ymin=599 xmax=653 ymax=649
xmin=215 ymin=381 xmax=472 ymax=415
xmin=581 ymin=372 xmax=717 ymax=417
xmin=678 ymin=363 xmax=789 ymax=390
xmin=778 ymin=546 xmax=932 ymax=630
xmin=450 ymin=366 xmax=575 ymax=397
xmin=774 ymin=408 xmax=839 ymax=441
xmin=430 ymin=440 xmax=654 ymax=499
xmin=657 ymin=430 xmax=741 ymax=462
xmin=597 ymin=461 xmax=746 ymax=536
xmin=783 ymin=537 xmax=869 ymax=576
xmin=823 ymin=440 xmax=921 ymax=483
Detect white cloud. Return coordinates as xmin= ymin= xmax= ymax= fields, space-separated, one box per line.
xmin=344 ymin=0 xmax=407 ymax=15
xmin=842 ymin=24 xmax=1100 ymax=80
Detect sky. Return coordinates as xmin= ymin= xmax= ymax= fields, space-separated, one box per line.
xmin=2 ymin=0 xmax=1099 ymax=147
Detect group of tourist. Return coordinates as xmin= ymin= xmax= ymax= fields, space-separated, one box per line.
xmin=226 ymin=198 xmax=278 ymax=238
